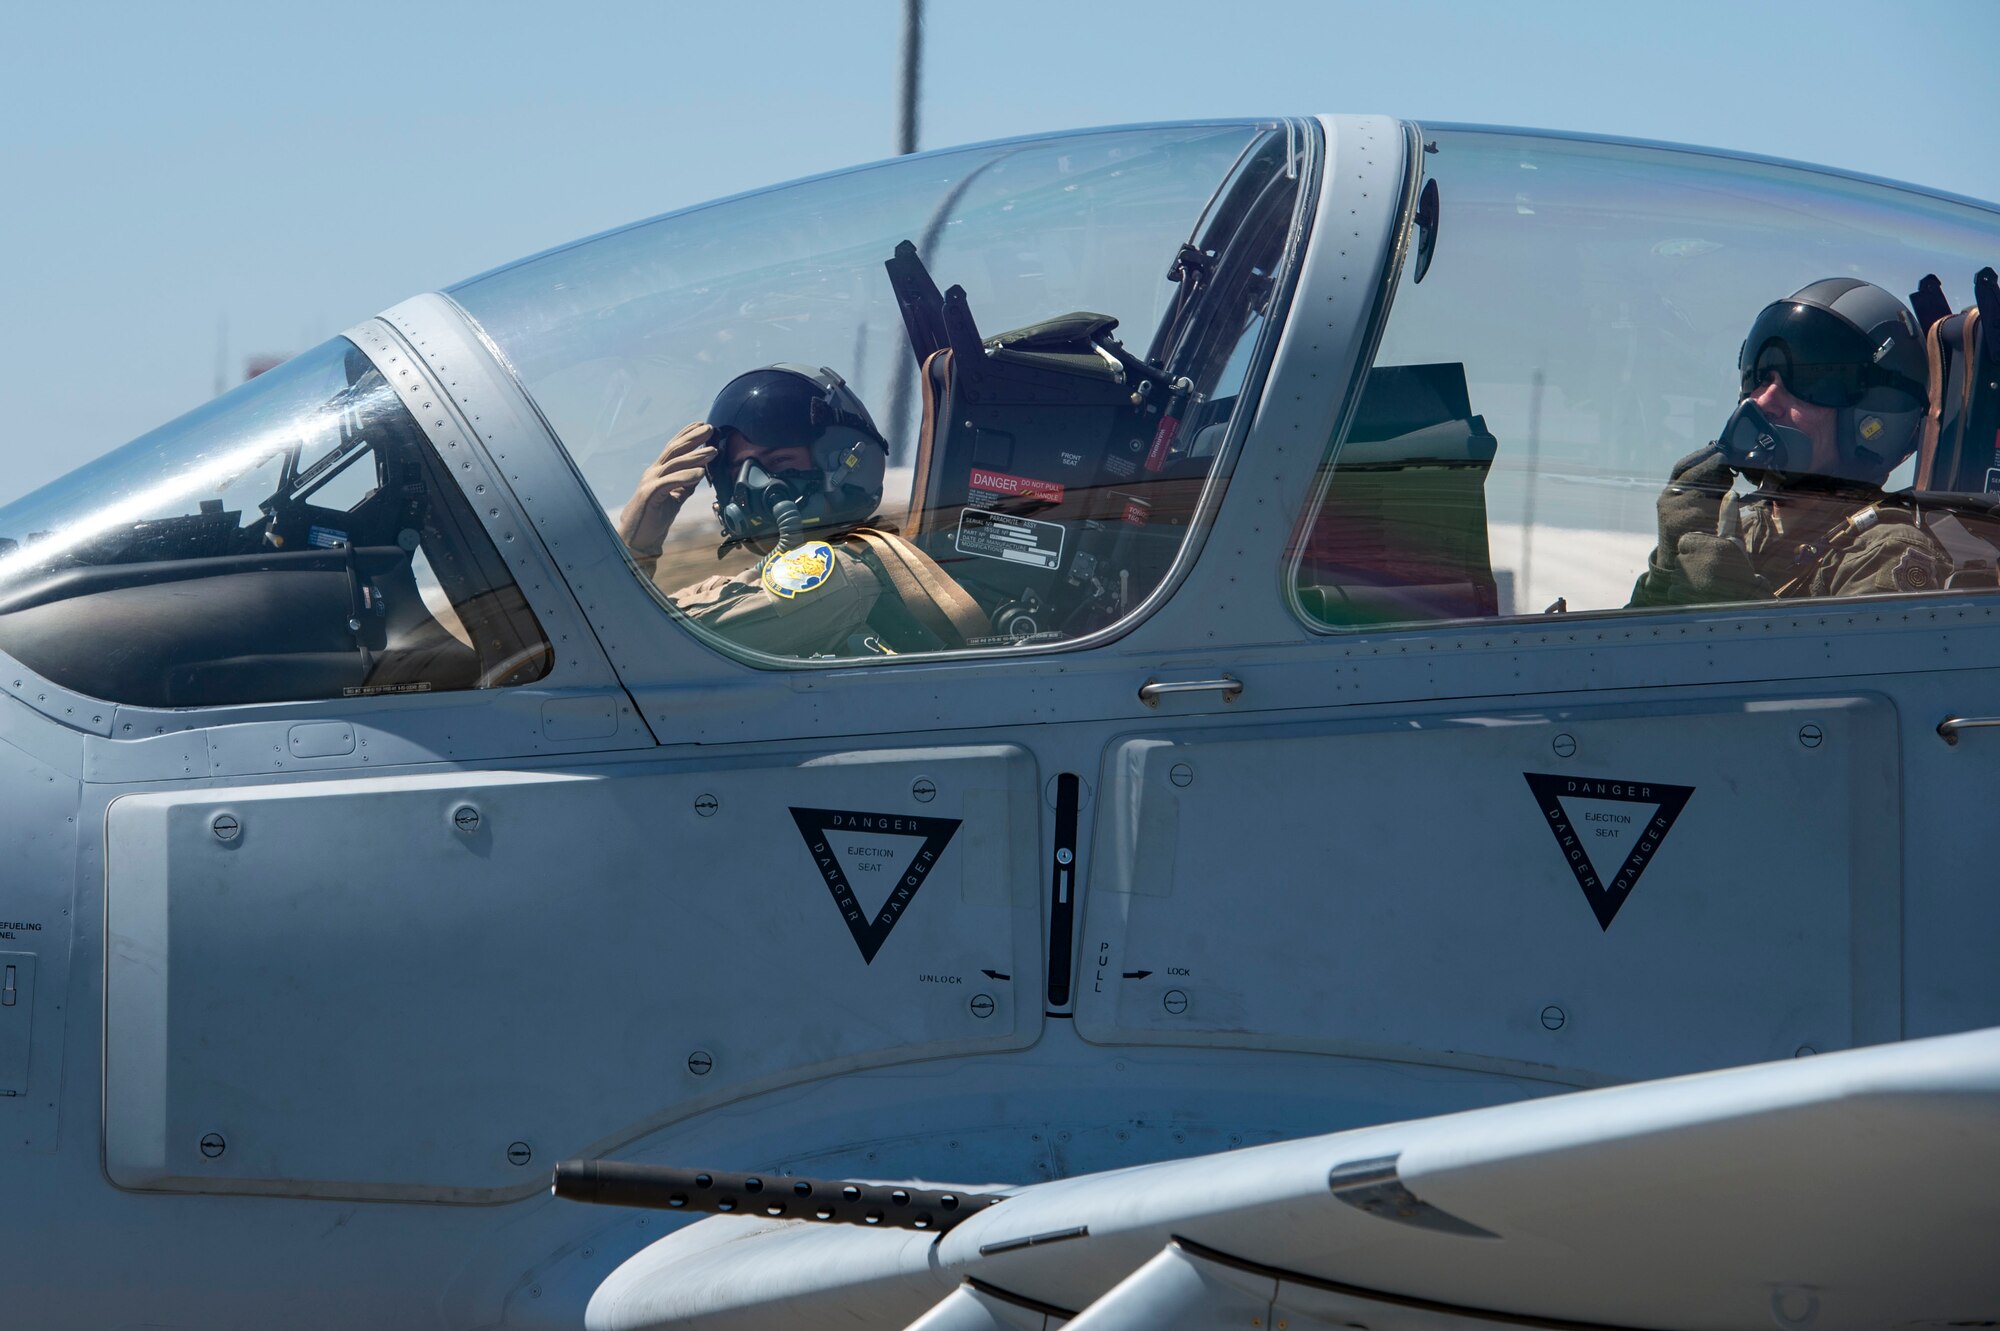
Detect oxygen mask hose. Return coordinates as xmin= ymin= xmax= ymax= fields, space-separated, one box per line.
xmin=720 ymin=457 xmax=805 ymax=553
xmin=771 ymin=497 xmax=804 ymax=554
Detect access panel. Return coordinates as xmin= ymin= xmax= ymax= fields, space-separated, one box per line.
xmin=1074 ymin=697 xmax=1899 ymax=1086
xmin=0 ymin=951 xmax=33 ymax=1096
xmin=105 ymin=744 xmax=1040 ymax=1199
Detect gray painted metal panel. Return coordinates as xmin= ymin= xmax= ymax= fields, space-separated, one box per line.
xmin=87 ymin=687 xmax=655 ymax=786
xmin=0 ymin=662 xmax=116 ymax=736
xmin=1062 ymin=1245 xmax=1274 ymax=1329
xmin=0 ymin=951 xmax=34 ymax=1094
xmin=582 ymin=1029 xmax=2000 ymax=1328
xmin=522 ymin=1036 xmax=1538 ymax=1329
xmin=0 ymin=701 xmax=79 ymax=1149
xmin=1077 ymin=696 xmax=1900 ymax=1085
xmin=903 ymin=1283 xmax=1064 ymax=1330
xmin=1273 ymin=1282 xmax=1507 ymax=1330
xmin=286 ymin=722 xmax=356 ymax=758
xmin=587 ymin=1212 xmax=952 ymax=1331
xmin=936 ymin=1029 xmax=2000 ymax=1324
xmin=104 ymin=744 xmax=1042 ymax=1199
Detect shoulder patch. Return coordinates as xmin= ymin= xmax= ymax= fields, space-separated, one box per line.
xmin=1893 ymin=546 xmax=1939 ymax=592
xmin=761 ymin=541 xmax=837 ymax=600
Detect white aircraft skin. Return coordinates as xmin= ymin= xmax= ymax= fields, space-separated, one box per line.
xmin=1 ymin=115 xmax=1997 ymax=1329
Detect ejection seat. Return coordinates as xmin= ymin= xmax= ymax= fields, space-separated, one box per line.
xmin=884 ymin=241 xmax=1215 ymax=642
xmin=1911 ymin=268 xmax=1999 ymax=494
xmin=1904 ymin=268 xmax=2000 ymax=588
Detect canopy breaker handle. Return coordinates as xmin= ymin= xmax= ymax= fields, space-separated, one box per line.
xmin=551 ymin=1160 xmax=1007 ymax=1233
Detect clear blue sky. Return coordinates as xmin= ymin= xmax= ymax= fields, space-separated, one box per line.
xmin=2 ymin=0 xmax=1993 ymax=503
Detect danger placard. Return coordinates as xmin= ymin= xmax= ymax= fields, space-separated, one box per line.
xmin=1521 ymin=773 xmax=1695 ymax=930
xmin=968 ymin=469 xmax=1065 ymax=506
xmin=790 ymin=808 xmax=963 ymax=964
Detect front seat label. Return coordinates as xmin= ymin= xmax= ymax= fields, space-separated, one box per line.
xmin=790 ymin=808 xmax=963 ymax=963
xmin=1521 ymin=774 xmax=1694 ymax=930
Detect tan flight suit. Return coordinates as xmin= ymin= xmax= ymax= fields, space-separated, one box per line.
xmin=635 ymin=526 xmax=997 ymax=656
xmin=635 ymin=539 xmax=887 ymax=657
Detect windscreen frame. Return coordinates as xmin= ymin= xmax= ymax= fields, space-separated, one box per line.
xmin=0 ymin=318 xmax=622 ymax=732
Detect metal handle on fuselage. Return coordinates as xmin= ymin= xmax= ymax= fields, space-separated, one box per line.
xmin=1937 ymin=716 xmax=2000 ymax=745
xmin=1138 ymin=676 xmax=1243 ymax=706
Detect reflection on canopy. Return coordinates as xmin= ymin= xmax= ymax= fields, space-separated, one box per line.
xmin=451 ymin=124 xmax=1272 ymax=506
xmin=1294 ymin=128 xmax=2000 ymax=626
xmin=0 ymin=340 xmax=552 ymax=706
xmin=454 ymin=121 xmax=1306 ymax=663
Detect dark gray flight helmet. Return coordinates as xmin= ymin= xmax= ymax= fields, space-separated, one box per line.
xmin=1737 ymin=278 xmax=1928 ymax=482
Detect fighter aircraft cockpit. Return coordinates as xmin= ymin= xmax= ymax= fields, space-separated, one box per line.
xmin=0 ymin=340 xmax=552 ymax=707
xmin=1290 ymin=129 xmax=2000 ymax=629
xmin=6 ymin=114 xmax=2000 ymax=1331
xmin=448 ymin=121 xmax=1307 ymax=660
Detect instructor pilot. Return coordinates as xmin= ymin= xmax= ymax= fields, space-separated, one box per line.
xmin=617 ymin=364 xmax=896 ymax=657
xmin=1629 ymin=278 xmax=1945 ymax=607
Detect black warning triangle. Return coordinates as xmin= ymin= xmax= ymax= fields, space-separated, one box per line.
xmin=789 ymin=807 xmax=963 ymax=964
xmin=1522 ymin=773 xmax=1694 ymax=931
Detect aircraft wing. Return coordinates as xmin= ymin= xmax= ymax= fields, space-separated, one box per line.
xmin=581 ymin=1026 xmax=2000 ymax=1330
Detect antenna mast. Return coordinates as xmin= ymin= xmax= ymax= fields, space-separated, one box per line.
xmin=884 ymin=0 xmax=927 ymax=463
xmin=897 ymin=0 xmax=923 ymax=156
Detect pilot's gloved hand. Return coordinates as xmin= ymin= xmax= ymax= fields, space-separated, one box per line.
xmin=1672 ymin=531 xmax=1764 ymax=602
xmin=1630 ymin=445 xmax=1753 ymax=606
xmin=1654 ymin=446 xmax=1734 ymax=573
xmin=618 ymin=422 xmax=719 ymax=559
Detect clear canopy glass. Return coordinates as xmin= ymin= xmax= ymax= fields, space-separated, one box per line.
xmin=454 ymin=122 xmax=1304 ymax=659
xmin=0 ymin=339 xmax=550 ymax=706
xmin=1291 ymin=129 xmax=2000 ymax=627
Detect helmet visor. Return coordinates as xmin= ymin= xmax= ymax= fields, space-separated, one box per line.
xmin=707 ymin=370 xmax=826 ymax=452
xmin=1737 ymin=301 xmax=1922 ymax=409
